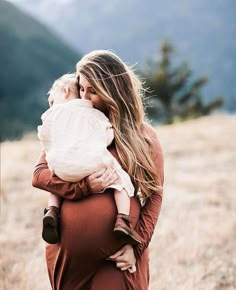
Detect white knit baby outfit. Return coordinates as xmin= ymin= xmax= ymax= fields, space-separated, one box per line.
xmin=38 ymin=99 xmax=134 ymax=197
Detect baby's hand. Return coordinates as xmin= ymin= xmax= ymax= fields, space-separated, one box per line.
xmin=128 ymin=264 xmax=136 ymax=273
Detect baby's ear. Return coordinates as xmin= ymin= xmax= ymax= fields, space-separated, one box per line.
xmin=48 ymin=97 xmax=54 ymax=107
xmin=64 ymin=87 xmax=70 ymax=99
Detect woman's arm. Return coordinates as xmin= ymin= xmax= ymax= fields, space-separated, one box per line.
xmin=108 ymin=125 xmax=164 ymax=269
xmin=32 ymin=151 xmax=91 ymax=200
xmin=32 ymin=151 xmax=119 ymax=200
xmin=134 ymin=125 xmax=165 ymax=259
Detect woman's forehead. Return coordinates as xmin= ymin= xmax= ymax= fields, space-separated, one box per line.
xmin=79 ymin=74 xmax=92 ymax=87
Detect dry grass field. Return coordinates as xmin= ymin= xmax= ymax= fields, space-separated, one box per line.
xmin=1 ymin=113 xmax=236 ymax=290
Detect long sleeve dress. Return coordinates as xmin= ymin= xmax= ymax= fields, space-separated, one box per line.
xmin=32 ymin=123 xmax=164 ymax=290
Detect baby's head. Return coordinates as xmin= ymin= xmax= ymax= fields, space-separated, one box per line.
xmin=48 ymin=73 xmax=78 ymax=107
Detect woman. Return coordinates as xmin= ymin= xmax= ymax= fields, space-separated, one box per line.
xmin=32 ymin=50 xmax=164 ymax=290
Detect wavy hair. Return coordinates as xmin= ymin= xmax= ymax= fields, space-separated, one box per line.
xmin=76 ymin=50 xmax=162 ymax=199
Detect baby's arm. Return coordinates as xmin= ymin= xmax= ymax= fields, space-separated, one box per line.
xmin=106 ymin=121 xmax=114 ymax=146
xmin=94 ymin=110 xmax=114 ymax=146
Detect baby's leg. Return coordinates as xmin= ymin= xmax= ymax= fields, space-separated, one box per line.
xmin=113 ymin=189 xmax=141 ymax=245
xmin=48 ymin=192 xmax=62 ymax=208
xmin=114 ymin=189 xmax=130 ymax=215
xmin=42 ymin=193 xmax=62 ymax=244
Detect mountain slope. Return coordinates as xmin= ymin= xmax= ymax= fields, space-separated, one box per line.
xmin=7 ymin=0 xmax=236 ymax=110
xmin=0 ymin=0 xmax=81 ymax=140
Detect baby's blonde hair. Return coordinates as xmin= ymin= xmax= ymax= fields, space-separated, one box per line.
xmin=49 ymin=73 xmax=78 ymax=96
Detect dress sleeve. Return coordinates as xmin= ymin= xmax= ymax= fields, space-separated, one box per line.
xmin=32 ymin=151 xmax=91 ymax=200
xmin=134 ymin=126 xmax=164 ymax=259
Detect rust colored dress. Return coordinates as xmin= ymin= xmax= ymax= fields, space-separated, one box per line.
xmin=32 ymin=124 xmax=164 ymax=290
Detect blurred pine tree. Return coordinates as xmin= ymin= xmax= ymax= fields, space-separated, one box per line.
xmin=144 ymin=41 xmax=224 ymax=124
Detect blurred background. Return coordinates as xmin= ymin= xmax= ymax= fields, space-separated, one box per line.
xmin=1 ymin=0 xmax=236 ymax=139
xmin=1 ymin=0 xmax=236 ymax=289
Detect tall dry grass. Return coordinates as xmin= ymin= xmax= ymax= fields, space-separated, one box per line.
xmin=1 ymin=113 xmax=236 ymax=290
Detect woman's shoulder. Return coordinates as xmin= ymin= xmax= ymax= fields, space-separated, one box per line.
xmin=142 ymin=122 xmax=160 ymax=140
xmin=142 ymin=122 xmax=163 ymax=154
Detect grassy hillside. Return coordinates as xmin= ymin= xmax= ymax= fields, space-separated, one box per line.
xmin=1 ymin=113 xmax=236 ymax=289
xmin=0 ymin=0 xmax=81 ymax=140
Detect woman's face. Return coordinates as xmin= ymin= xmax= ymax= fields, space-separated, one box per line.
xmin=79 ymin=74 xmax=107 ymax=113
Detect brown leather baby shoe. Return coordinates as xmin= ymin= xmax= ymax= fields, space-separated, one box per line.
xmin=42 ymin=206 xmax=60 ymax=244
xmin=113 ymin=213 xmax=141 ymax=245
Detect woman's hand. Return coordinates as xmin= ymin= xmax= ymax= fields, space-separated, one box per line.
xmin=86 ymin=166 xmax=119 ymax=193
xmin=108 ymin=244 xmax=136 ymax=272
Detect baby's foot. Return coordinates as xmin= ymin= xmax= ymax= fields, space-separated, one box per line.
xmin=113 ymin=213 xmax=141 ymax=245
xmin=42 ymin=206 xmax=60 ymax=244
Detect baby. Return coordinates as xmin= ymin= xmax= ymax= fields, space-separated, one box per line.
xmin=38 ymin=73 xmax=141 ymax=247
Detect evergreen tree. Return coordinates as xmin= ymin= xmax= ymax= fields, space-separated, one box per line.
xmin=144 ymin=41 xmax=224 ymax=123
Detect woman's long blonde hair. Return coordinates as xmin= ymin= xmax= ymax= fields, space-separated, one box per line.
xmin=76 ymin=50 xmax=162 ymax=200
